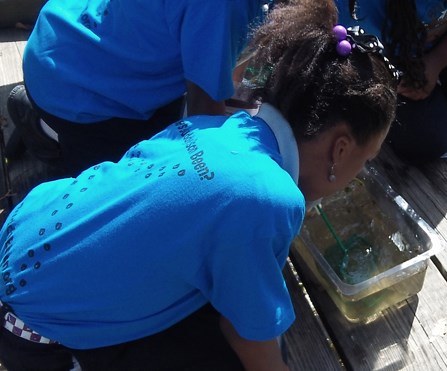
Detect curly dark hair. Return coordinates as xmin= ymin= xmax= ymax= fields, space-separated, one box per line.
xmin=349 ymin=0 xmax=427 ymax=89
xmin=249 ymin=0 xmax=397 ymax=146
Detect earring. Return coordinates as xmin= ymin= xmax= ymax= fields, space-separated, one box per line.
xmin=328 ymin=163 xmax=336 ymax=182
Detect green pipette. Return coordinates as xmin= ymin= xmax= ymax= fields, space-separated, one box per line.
xmin=315 ymin=203 xmax=376 ymax=284
xmin=315 ymin=204 xmax=347 ymax=254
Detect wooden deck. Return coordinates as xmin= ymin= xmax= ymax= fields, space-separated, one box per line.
xmin=1 ymin=27 xmax=447 ymax=371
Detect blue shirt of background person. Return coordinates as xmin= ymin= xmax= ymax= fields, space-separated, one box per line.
xmin=24 ymin=0 xmax=268 ymax=123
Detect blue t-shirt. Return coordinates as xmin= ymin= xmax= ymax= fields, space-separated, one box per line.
xmin=336 ymin=0 xmax=447 ymax=47
xmin=0 ymin=109 xmax=304 ymax=349
xmin=24 ymin=0 xmax=267 ymax=123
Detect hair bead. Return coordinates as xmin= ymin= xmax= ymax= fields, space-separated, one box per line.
xmin=336 ymin=40 xmax=352 ymax=56
xmin=333 ymin=25 xmax=348 ymax=41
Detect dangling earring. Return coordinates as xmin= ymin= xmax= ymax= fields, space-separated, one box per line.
xmin=328 ymin=163 xmax=336 ymax=182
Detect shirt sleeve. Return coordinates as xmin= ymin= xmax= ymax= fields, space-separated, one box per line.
xmin=197 ymin=232 xmax=296 ymax=341
xmin=166 ymin=0 xmax=263 ymax=101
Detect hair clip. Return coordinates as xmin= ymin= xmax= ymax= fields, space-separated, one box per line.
xmin=333 ymin=25 xmax=402 ymax=82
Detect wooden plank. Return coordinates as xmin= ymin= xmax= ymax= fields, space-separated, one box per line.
xmin=0 ymin=28 xmax=28 ymax=82
xmin=290 ymin=245 xmax=447 ymax=370
xmin=283 ymin=262 xmax=344 ymax=370
xmin=371 ymin=146 xmax=447 ymax=234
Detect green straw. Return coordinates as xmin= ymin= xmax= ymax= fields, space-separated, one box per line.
xmin=316 ymin=204 xmax=347 ymax=253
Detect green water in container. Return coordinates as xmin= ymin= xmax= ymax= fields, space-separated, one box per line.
xmin=308 ymin=179 xmax=420 ymax=285
xmin=299 ymin=177 xmax=428 ymax=322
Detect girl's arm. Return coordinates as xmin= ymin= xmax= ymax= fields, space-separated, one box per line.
xmin=219 ymin=315 xmax=290 ymax=371
xmin=186 ymin=81 xmax=226 ymax=116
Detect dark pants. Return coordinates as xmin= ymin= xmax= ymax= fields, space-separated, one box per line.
xmin=0 ymin=304 xmax=244 ymax=371
xmin=27 ymin=89 xmax=185 ymax=177
xmin=387 ymin=81 xmax=447 ymax=163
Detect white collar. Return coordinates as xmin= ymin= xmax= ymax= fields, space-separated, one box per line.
xmin=255 ymin=103 xmax=299 ymax=184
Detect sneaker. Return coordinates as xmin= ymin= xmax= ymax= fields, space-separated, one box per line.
xmin=7 ymin=85 xmax=61 ymax=164
xmin=4 ymin=124 xmax=26 ymax=159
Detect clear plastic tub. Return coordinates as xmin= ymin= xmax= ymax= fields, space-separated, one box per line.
xmin=293 ymin=166 xmax=442 ymax=323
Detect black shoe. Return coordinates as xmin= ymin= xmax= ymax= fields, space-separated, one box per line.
xmin=7 ymin=85 xmax=61 ymax=165
xmin=4 ymin=126 xmax=26 ymax=160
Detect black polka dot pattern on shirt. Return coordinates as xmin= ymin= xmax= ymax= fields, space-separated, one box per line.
xmin=3 ymin=153 xmax=190 ymax=298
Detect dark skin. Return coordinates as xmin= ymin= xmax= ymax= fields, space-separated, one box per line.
xmin=186 ymin=81 xmax=226 ymax=116
xmin=186 ymin=61 xmax=254 ymax=116
xmin=219 ymin=316 xmax=289 ymax=371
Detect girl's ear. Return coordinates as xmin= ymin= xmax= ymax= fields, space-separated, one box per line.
xmin=331 ymin=133 xmax=354 ymax=165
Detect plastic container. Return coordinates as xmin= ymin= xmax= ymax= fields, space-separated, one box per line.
xmin=292 ymin=165 xmax=442 ymax=323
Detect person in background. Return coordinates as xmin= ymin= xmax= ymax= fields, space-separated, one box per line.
xmin=0 ymin=1 xmax=397 ymax=370
xmin=0 ymin=0 xmax=47 ymax=29
xmin=336 ymin=0 xmax=447 ymax=162
xmin=7 ymin=0 xmax=272 ymax=176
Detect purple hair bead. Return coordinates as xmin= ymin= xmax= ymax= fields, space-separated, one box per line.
xmin=333 ymin=25 xmax=347 ymax=41
xmin=336 ymin=40 xmax=352 ymax=57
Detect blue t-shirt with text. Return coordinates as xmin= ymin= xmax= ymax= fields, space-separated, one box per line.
xmin=0 ymin=111 xmax=304 ymax=349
